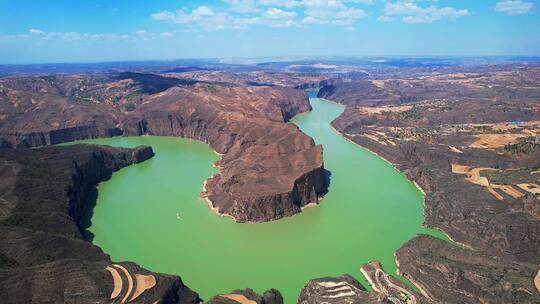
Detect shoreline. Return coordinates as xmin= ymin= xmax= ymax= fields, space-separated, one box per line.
xmin=200 ymin=178 xmax=239 ymax=222
xmin=395 ymin=256 xmax=432 ymax=300
xmin=200 ymin=177 xmax=324 ymax=224
xmin=317 ymin=97 xmax=430 ymax=195
xmin=329 ymin=123 xmax=429 ymax=197
xmin=322 ymin=98 xmax=464 ymax=247
xmin=319 ymin=98 xmax=442 ymax=297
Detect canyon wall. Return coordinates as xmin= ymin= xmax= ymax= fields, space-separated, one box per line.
xmin=0 ymin=75 xmax=328 ymax=222
xmin=0 ymin=145 xmax=201 ymax=304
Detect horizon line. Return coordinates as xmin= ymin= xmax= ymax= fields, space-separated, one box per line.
xmin=2 ymin=55 xmax=540 ymax=66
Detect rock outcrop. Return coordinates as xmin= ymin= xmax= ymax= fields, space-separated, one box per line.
xmin=396 ymin=235 xmax=539 ymax=304
xmin=0 ymin=73 xmax=327 ymax=222
xmin=362 ymin=261 xmax=432 ymax=304
xmin=298 ymin=263 xmax=433 ymax=304
xmin=0 ymin=145 xmax=201 ymax=304
xmin=207 ymin=288 xmax=283 ymax=304
xmin=297 ymin=275 xmax=385 ymax=304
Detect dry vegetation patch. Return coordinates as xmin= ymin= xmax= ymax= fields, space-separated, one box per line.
xmin=357 ymin=104 xmax=412 ymax=115
xmin=220 ymin=294 xmax=257 ymax=304
xmin=105 ymin=264 xmax=157 ymax=303
xmin=470 ymin=134 xmax=527 ymax=149
xmin=451 ymin=164 xmax=528 ymax=201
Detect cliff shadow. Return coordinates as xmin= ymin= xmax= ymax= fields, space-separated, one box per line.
xmin=78 ymin=188 xmax=97 ymax=242
xmin=323 ymin=169 xmax=332 ymax=193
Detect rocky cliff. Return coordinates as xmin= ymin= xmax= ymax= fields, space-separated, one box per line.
xmin=0 ymin=73 xmax=327 ymax=222
xmin=0 ymin=145 xmax=201 ymax=304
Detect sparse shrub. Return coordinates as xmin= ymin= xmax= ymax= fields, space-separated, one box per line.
xmin=124 ymin=102 xmax=136 ymax=111
xmin=399 ymin=106 xmax=420 ymax=120
xmin=504 ymin=137 xmax=539 ymax=154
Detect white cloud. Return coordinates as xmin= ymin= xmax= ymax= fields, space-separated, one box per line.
xmin=152 ymin=7 xmax=249 ymax=30
xmin=151 ymin=6 xmax=217 ymax=25
xmin=153 ymin=0 xmax=370 ymax=30
xmin=29 ymin=28 xmax=45 ymax=34
xmin=261 ymin=0 xmax=372 ymax=7
xmin=222 ymin=0 xmax=259 ymax=13
xmin=345 ymin=0 xmax=372 ymax=4
xmin=3 ymin=29 xmax=172 ymax=42
xmin=264 ymin=7 xmax=297 ymax=19
xmin=193 ymin=6 xmax=215 ymax=17
xmin=302 ymin=16 xmax=319 ymax=24
xmin=251 ymin=8 xmax=298 ymax=27
xmin=377 ymin=15 xmax=393 ymax=22
xmin=152 ymin=6 xmax=298 ymax=30
xmin=259 ymin=0 xmax=302 ymax=8
xmin=334 ymin=7 xmax=367 ymax=24
xmin=381 ymin=1 xmax=469 ymax=24
xmin=495 ymin=0 xmax=533 ymax=15
xmin=343 ymin=26 xmax=355 ymax=31
xmin=302 ymin=0 xmax=367 ymax=25
xmin=40 ymin=32 xmax=131 ymax=41
xmin=152 ymin=11 xmax=177 ymax=21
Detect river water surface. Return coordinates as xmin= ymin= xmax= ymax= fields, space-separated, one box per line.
xmin=71 ymin=96 xmax=444 ymax=302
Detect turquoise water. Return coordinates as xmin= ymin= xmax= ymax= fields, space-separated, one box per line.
xmin=67 ymin=96 xmax=445 ymax=302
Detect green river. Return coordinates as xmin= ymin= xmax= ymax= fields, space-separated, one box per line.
xmin=69 ymin=95 xmax=445 ymax=302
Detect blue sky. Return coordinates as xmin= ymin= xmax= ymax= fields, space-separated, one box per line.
xmin=0 ymin=0 xmax=538 ymax=63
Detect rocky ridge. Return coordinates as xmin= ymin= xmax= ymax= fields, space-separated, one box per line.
xmin=0 ymin=73 xmax=327 ymax=222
